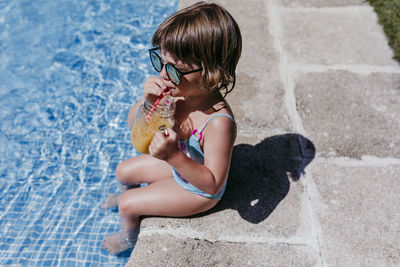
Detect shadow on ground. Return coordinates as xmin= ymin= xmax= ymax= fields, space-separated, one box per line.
xmin=205 ymin=133 xmax=315 ymax=224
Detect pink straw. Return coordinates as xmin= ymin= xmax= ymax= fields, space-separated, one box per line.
xmin=145 ymin=88 xmax=169 ymax=123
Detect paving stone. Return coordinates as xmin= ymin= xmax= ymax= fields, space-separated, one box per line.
xmin=225 ymin=0 xmax=291 ymax=133
xmin=294 ymin=71 xmax=400 ymax=158
xmin=280 ymin=6 xmax=397 ymax=65
xmin=308 ymin=160 xmax=400 ymax=266
xmin=127 ymin=233 xmax=319 ymax=267
xmin=278 ymin=0 xmax=367 ymax=8
xmin=128 ymin=0 xmax=400 ymax=266
xmin=182 ymin=0 xmax=292 ymax=134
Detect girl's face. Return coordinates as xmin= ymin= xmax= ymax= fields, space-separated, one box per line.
xmin=160 ymin=50 xmax=205 ymax=97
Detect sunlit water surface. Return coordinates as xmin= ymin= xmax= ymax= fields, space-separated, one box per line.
xmin=0 ymin=0 xmax=177 ymax=265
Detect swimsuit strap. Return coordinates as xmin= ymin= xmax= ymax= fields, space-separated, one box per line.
xmin=191 ymin=113 xmax=234 ymax=142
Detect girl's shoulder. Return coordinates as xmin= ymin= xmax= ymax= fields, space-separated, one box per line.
xmin=211 ymin=100 xmax=234 ymax=121
xmin=199 ymin=105 xmax=236 ymax=148
xmin=201 ymin=102 xmax=235 ymax=133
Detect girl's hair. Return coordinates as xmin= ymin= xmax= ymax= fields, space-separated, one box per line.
xmin=152 ymin=2 xmax=242 ymax=96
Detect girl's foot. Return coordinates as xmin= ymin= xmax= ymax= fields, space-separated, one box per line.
xmin=102 ymin=232 xmax=137 ymax=255
xmin=101 ymin=194 xmax=120 ymax=209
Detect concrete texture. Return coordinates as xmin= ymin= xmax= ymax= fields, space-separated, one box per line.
xmin=223 ymin=0 xmax=292 ymax=138
xmin=296 ymin=71 xmax=400 ymax=158
xmin=280 ymin=6 xmax=397 ymax=66
xmin=308 ymin=159 xmax=400 ymax=266
xmin=127 ymin=0 xmax=400 ymax=266
xmin=130 ymin=233 xmax=318 ymax=266
xmin=278 ymin=0 xmax=368 ymax=8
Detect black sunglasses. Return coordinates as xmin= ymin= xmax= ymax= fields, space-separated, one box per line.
xmin=149 ymin=48 xmax=202 ymax=86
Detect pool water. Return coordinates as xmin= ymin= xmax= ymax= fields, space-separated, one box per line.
xmin=0 ymin=0 xmax=177 ymax=266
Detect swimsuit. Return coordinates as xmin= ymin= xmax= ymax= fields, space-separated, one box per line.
xmin=171 ymin=113 xmax=234 ymax=200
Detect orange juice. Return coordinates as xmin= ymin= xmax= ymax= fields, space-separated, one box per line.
xmin=130 ymin=96 xmax=175 ymax=154
xmin=130 ymin=111 xmax=174 ymax=153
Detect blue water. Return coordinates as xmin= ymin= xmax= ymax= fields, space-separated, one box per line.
xmin=0 ymin=0 xmax=177 ymax=266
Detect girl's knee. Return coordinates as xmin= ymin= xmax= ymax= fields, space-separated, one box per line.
xmin=115 ymin=160 xmax=136 ymax=185
xmin=115 ymin=162 xmax=126 ymax=184
xmin=118 ymin=191 xmax=139 ymax=217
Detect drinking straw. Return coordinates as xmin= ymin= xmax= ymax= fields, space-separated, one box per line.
xmin=145 ymin=89 xmax=169 ymax=123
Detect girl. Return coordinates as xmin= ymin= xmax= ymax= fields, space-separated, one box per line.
xmin=102 ymin=1 xmax=242 ymax=255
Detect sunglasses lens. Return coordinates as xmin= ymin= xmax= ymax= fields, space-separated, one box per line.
xmin=166 ymin=64 xmax=181 ymax=85
xmin=150 ymin=52 xmax=162 ymax=72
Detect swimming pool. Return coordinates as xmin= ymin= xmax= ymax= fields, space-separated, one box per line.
xmin=0 ymin=0 xmax=177 ymax=265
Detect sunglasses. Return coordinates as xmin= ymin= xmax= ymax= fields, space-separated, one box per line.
xmin=149 ymin=48 xmax=202 ymax=86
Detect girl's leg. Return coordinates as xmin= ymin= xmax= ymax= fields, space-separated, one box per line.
xmin=116 ymin=154 xmax=172 ymax=185
xmin=102 ymin=178 xmax=218 ymax=254
xmin=102 ymin=154 xmax=172 ymax=209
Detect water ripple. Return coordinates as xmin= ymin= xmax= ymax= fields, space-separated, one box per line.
xmin=0 ymin=0 xmax=178 ymax=266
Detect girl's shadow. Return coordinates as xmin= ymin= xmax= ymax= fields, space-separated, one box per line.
xmin=204 ymin=133 xmax=315 ymax=224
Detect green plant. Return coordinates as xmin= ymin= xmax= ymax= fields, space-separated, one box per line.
xmin=367 ymin=0 xmax=400 ymax=63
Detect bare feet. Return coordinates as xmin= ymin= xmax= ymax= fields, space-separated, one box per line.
xmin=102 ymin=231 xmax=138 ymax=255
xmin=101 ymin=194 xmax=120 ymax=209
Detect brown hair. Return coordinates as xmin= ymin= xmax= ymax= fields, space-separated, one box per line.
xmin=152 ymin=2 xmax=242 ymax=96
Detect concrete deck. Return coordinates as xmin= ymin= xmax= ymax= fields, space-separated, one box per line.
xmin=127 ymin=0 xmax=400 ymax=266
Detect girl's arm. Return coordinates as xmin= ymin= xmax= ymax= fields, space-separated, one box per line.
xmin=150 ymin=116 xmax=236 ymax=195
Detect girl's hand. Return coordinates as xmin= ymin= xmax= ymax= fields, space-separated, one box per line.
xmin=149 ymin=128 xmax=180 ymax=161
xmin=143 ymin=76 xmax=169 ymax=99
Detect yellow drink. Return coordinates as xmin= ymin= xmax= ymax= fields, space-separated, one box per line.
xmin=130 ymin=112 xmax=174 ymax=154
xmin=130 ymin=95 xmax=175 ymax=154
